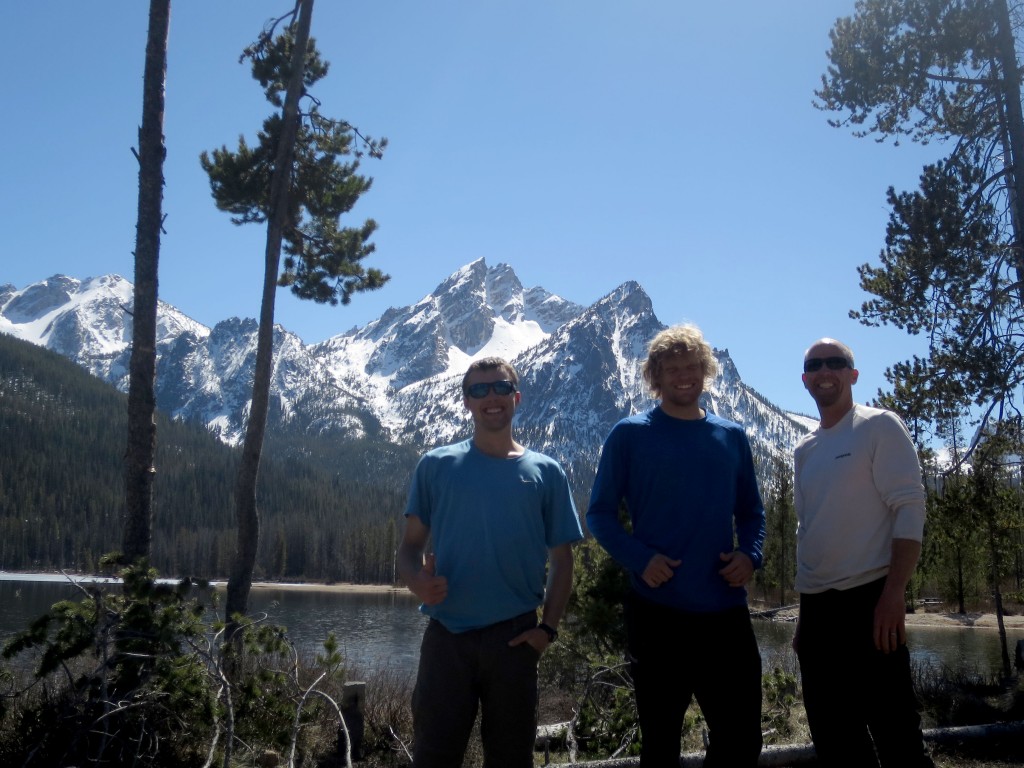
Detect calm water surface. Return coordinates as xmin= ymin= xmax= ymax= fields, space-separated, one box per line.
xmin=1 ymin=575 xmax=1020 ymax=677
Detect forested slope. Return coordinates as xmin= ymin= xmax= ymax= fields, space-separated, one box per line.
xmin=0 ymin=333 xmax=418 ymax=582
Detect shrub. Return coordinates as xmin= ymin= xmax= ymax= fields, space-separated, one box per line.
xmin=0 ymin=558 xmax=358 ymax=768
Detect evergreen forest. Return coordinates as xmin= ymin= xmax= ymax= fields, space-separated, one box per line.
xmin=0 ymin=333 xmax=418 ymax=583
xmin=4 ymin=330 xmax=1024 ymax=618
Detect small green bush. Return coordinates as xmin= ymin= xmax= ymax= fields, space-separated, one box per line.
xmin=0 ymin=558 xmax=357 ymax=768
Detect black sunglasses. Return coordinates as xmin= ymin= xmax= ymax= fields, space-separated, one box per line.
xmin=803 ymin=357 xmax=852 ymax=373
xmin=464 ymin=380 xmax=518 ymax=398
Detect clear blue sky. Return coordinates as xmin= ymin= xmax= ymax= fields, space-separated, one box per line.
xmin=2 ymin=1 xmax=941 ymax=416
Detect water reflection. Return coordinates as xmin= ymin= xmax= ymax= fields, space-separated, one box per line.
xmin=748 ymin=619 xmax=1022 ymax=676
xmin=246 ymin=588 xmax=427 ymax=675
xmin=1 ymin=576 xmax=1020 ymax=678
xmin=906 ymin=624 xmax=1019 ymax=673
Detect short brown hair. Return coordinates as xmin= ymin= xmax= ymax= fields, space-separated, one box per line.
xmin=461 ymin=357 xmax=519 ymax=394
xmin=642 ymin=324 xmax=717 ymax=397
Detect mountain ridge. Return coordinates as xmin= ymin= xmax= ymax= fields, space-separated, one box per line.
xmin=1 ymin=259 xmax=810 ymax=476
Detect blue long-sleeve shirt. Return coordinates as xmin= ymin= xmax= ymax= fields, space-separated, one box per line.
xmin=587 ymin=407 xmax=766 ymax=612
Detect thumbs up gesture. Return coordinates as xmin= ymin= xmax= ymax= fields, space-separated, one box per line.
xmin=414 ymin=552 xmax=448 ymax=605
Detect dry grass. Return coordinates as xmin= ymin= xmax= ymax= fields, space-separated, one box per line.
xmin=276 ymin=641 xmax=1024 ymax=767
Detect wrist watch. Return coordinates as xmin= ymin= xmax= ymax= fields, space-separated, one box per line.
xmin=537 ymin=622 xmax=558 ymax=643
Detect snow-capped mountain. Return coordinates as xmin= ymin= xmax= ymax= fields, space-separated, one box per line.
xmin=0 ymin=274 xmax=206 ymax=384
xmin=0 ymin=260 xmax=811 ymax=476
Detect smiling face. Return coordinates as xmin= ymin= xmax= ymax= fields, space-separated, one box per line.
xmin=463 ymin=367 xmax=521 ymax=434
xmin=802 ymin=340 xmax=858 ymax=423
xmin=653 ymin=349 xmax=705 ymax=419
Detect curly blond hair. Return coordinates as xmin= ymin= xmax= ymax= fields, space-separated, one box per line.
xmin=642 ymin=324 xmax=717 ymax=397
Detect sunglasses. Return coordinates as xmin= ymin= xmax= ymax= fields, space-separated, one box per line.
xmin=803 ymin=357 xmax=852 ymax=373
xmin=464 ymin=380 xmax=518 ymax=398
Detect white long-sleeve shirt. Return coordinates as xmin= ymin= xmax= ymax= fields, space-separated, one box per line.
xmin=794 ymin=404 xmax=926 ymax=594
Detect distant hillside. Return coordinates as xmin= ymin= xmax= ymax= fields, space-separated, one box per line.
xmin=0 ymin=259 xmax=817 ymax=584
xmin=0 ymin=333 xmax=417 ymax=582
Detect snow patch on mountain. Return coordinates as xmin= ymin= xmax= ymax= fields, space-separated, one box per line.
xmin=0 ymin=274 xmax=209 ymax=384
xmin=1 ymin=259 xmax=811 ymax=479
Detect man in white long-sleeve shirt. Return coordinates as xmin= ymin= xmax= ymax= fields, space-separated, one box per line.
xmin=793 ymin=338 xmax=934 ymax=768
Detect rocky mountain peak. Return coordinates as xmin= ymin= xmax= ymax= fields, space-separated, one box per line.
xmin=0 ymin=260 xmax=810 ymax=481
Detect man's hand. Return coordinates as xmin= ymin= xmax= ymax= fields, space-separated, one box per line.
xmin=508 ymin=627 xmax=551 ymax=654
xmin=718 ymin=551 xmax=753 ymax=587
xmin=642 ymin=553 xmax=681 ymax=588
xmin=873 ymin=538 xmax=920 ymax=653
xmin=409 ymin=553 xmax=448 ymax=606
xmin=873 ymin=585 xmax=906 ymax=653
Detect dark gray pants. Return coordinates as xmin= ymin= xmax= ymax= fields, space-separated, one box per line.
xmin=798 ymin=579 xmax=934 ymax=768
xmin=412 ymin=611 xmax=539 ymax=768
xmin=625 ymin=592 xmax=763 ymax=767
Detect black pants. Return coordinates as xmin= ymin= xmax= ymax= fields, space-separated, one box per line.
xmin=411 ymin=611 xmax=539 ymax=768
xmin=797 ymin=579 xmax=934 ymax=768
xmin=625 ymin=592 xmax=763 ymax=767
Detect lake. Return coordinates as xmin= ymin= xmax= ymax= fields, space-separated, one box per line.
xmin=1 ymin=575 xmax=1020 ymax=678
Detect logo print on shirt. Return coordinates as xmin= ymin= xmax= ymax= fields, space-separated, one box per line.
xmin=834 ymin=452 xmax=852 ymax=460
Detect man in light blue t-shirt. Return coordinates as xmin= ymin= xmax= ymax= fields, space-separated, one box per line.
xmin=397 ymin=357 xmax=583 ymax=768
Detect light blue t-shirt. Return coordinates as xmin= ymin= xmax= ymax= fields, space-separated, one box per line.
xmin=405 ymin=439 xmax=583 ymax=633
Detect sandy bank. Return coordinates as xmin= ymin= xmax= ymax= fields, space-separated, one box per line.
xmin=239 ymin=581 xmax=407 ymax=595
xmin=904 ymin=611 xmax=1024 ymax=629
xmin=767 ymin=604 xmax=1024 ymax=630
xmin=7 ymin=574 xmax=1024 ymax=629
xmin=0 ymin=572 xmax=410 ymax=596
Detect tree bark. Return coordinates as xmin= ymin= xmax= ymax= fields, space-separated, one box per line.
xmin=224 ymin=0 xmax=315 ymax=638
xmin=992 ymin=0 xmax=1024 ymax=291
xmin=990 ymin=528 xmax=1012 ymax=678
xmin=123 ymin=0 xmax=170 ymax=564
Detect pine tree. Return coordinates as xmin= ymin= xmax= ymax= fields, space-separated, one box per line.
xmin=818 ymin=0 xmax=1024 ymax=460
xmin=200 ymin=0 xmax=387 ymax=635
xmin=758 ymin=459 xmax=797 ymax=607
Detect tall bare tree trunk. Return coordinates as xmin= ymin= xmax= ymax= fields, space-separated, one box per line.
xmin=123 ymin=0 xmax=170 ymax=563
xmin=224 ymin=0 xmax=314 ymax=639
xmin=989 ymin=529 xmax=1012 ymax=678
xmin=993 ymin=0 xmax=1024 ymax=288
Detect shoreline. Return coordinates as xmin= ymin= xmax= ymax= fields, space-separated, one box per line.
xmin=4 ymin=573 xmax=1022 ymax=629
xmin=0 ymin=571 xmax=409 ymax=595
xmin=245 ymin=585 xmax=1024 ymax=628
xmin=245 ymin=581 xmax=408 ymax=595
xmin=766 ymin=604 xmax=1024 ymax=630
xmin=904 ymin=611 xmax=1024 ymax=629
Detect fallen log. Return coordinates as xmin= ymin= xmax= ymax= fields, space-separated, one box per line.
xmin=750 ymin=602 xmax=800 ymax=620
xmin=558 ymin=719 xmax=1024 ymax=766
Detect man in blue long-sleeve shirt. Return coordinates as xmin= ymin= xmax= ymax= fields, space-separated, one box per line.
xmin=587 ymin=324 xmax=766 ymax=768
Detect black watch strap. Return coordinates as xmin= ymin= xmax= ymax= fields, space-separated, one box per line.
xmin=537 ymin=622 xmax=558 ymax=643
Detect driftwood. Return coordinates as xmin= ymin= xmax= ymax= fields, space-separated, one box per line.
xmin=750 ymin=603 xmax=800 ymax=621
xmin=555 ymin=719 xmax=1024 ymax=766
xmin=537 ymin=721 xmax=570 ymax=741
